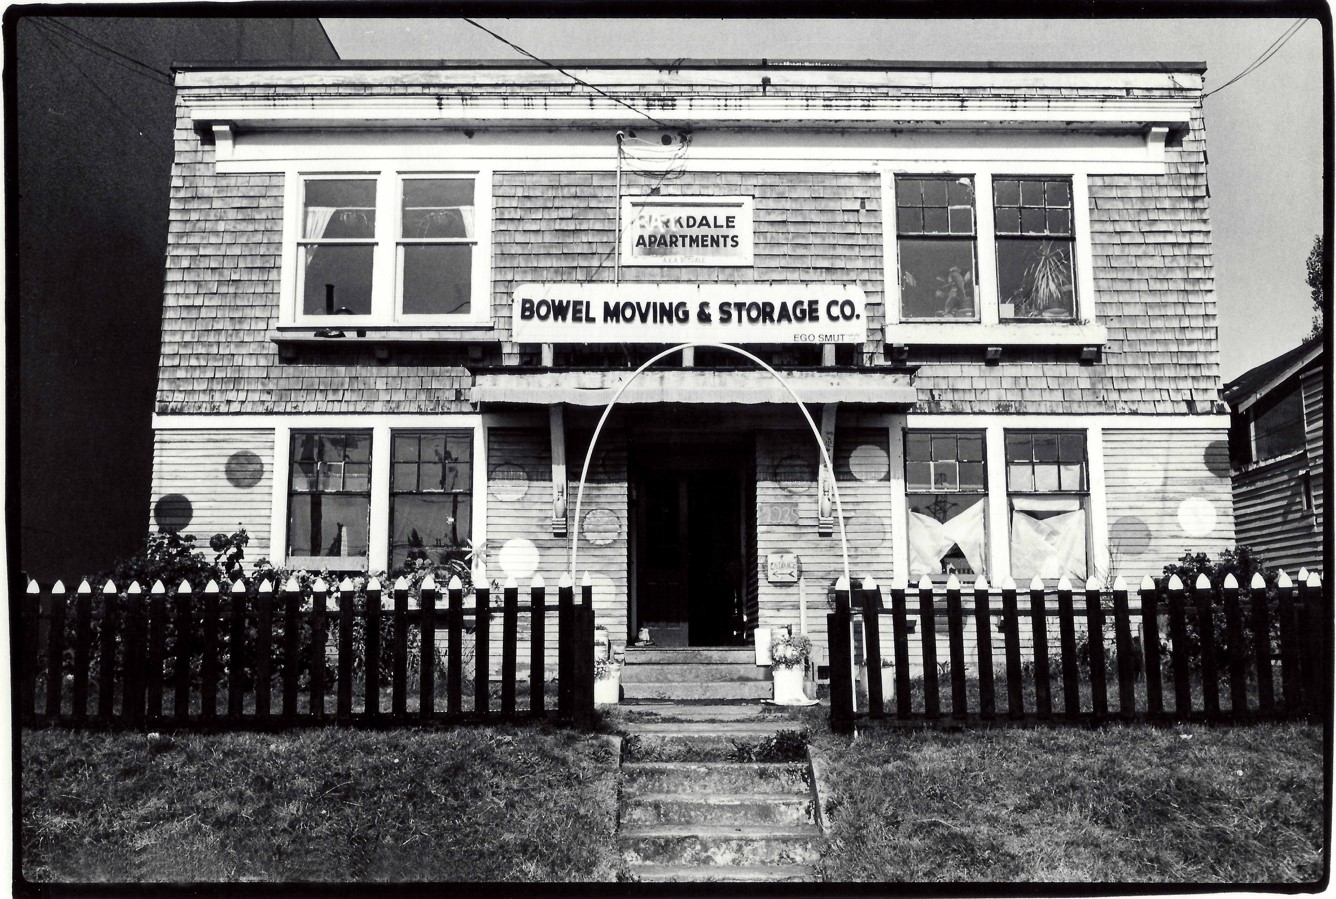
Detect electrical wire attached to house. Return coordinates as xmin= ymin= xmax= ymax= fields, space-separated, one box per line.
xmin=1203 ymin=19 xmax=1308 ymax=99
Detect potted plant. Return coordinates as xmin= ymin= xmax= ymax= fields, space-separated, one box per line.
xmin=593 ymin=656 xmax=620 ymax=705
xmin=770 ymin=630 xmax=812 ymax=705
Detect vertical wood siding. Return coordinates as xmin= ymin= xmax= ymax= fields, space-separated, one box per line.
xmin=149 ymin=429 xmax=275 ymax=560
xmin=1103 ymin=428 xmax=1235 ymax=576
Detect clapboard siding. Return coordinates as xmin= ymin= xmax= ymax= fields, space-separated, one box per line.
xmin=1302 ymin=367 xmax=1324 ymax=528
xmin=1233 ymin=454 xmax=1322 ymax=575
xmin=566 ymin=429 xmax=630 ymax=644
xmin=755 ymin=427 xmax=895 ymax=667
xmin=1102 ymin=428 xmax=1235 ymax=576
xmin=149 ymin=429 xmax=275 ymax=560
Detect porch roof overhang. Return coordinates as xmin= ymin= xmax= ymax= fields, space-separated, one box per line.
xmin=470 ymin=367 xmax=917 ymax=406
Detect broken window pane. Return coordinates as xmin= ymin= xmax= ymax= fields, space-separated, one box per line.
xmin=908 ymin=495 xmax=987 ymax=580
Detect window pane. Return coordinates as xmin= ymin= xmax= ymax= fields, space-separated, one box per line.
xmin=389 ymin=494 xmax=473 ymax=570
xmin=906 ymin=433 xmax=932 ymax=462
xmin=1058 ymin=433 xmax=1085 ymax=462
xmin=923 ymin=179 xmax=948 ymax=207
xmin=993 ymin=179 xmax=1020 ymax=207
xmin=1020 ymin=180 xmax=1045 ymax=206
xmin=1059 ymin=463 xmax=1084 ymax=492
xmin=1020 ymin=207 xmax=1047 ymax=233
xmin=393 ymin=462 xmax=418 ymax=492
xmin=933 ymin=460 xmax=959 ymax=490
xmin=923 ymin=207 xmax=949 ymax=233
xmin=898 ymin=239 xmax=976 ymax=320
xmin=448 ymin=434 xmax=472 ymax=464
xmin=898 ymin=179 xmax=925 ymax=205
xmin=908 ymin=494 xmax=987 ymax=579
xmin=1008 ymin=463 xmax=1032 ymax=492
xmin=994 ymin=208 xmax=1021 ymax=234
xmin=446 ymin=461 xmax=471 ymax=491
xmin=419 ymin=434 xmax=447 ymax=463
xmin=301 ymin=245 xmax=374 ymax=316
xmin=931 ymin=434 xmax=958 ymax=461
xmin=959 ymin=461 xmax=985 ymax=490
xmin=344 ymin=434 xmax=372 ymax=463
xmin=393 ymin=436 xmax=419 ymax=463
xmin=289 ymin=494 xmax=370 ymax=558
xmin=1033 ymin=433 xmax=1059 ymax=462
xmin=402 ymin=245 xmax=472 ymax=315
xmin=897 ymin=207 xmax=923 ymax=233
xmin=1254 ymin=385 xmax=1305 ymax=459
xmin=1047 ymin=208 xmax=1071 ymax=235
xmin=1011 ymin=506 xmax=1087 ymax=581
xmin=946 ymin=178 xmax=973 ymax=206
xmin=958 ymin=434 xmax=984 ymax=462
xmin=418 ymin=461 xmax=446 ymax=491
xmin=291 ymin=462 xmax=317 ymax=492
xmin=1034 ymin=464 xmax=1060 ymax=492
xmin=402 ymin=179 xmax=475 ymax=239
xmin=304 ymin=180 xmax=376 ymax=239
xmin=906 ymin=461 xmax=933 ymax=491
xmin=996 ymin=238 xmax=1075 ymax=320
xmin=1045 ymin=180 xmax=1071 ymax=206
xmin=1005 ymin=434 xmax=1031 ymax=463
xmin=948 ymin=206 xmax=974 ymax=234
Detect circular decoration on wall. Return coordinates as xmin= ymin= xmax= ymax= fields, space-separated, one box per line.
xmin=1111 ymin=515 xmax=1153 ymax=557
xmin=490 ymin=463 xmax=529 ymax=501
xmin=224 ymin=450 xmax=264 ymax=488
xmin=848 ymin=444 xmax=890 ymax=482
xmin=1177 ymin=497 xmax=1218 ymax=538
xmin=580 ymin=572 xmax=618 ymax=608
xmin=153 ymin=494 xmax=193 ymax=534
xmin=1204 ymin=440 xmax=1231 ymax=478
xmin=843 ymin=514 xmax=888 ymax=550
xmin=498 ymin=538 xmax=541 ymax=581
xmin=773 ymin=455 xmax=816 ymax=493
xmin=582 ymin=509 xmax=621 ymax=546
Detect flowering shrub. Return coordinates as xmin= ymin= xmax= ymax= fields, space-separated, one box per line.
xmin=594 ymin=657 xmax=620 ymax=681
xmin=769 ymin=631 xmax=812 ymax=670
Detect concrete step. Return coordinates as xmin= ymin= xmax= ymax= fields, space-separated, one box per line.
xmin=621 ymin=680 xmax=773 ymax=701
xmin=624 ymin=647 xmax=756 ymax=665
xmin=620 ymin=662 xmax=769 ymax=683
xmin=624 ymin=721 xmax=800 ymax=738
xmin=621 ymin=792 xmax=814 ymax=827
xmin=622 ymin=730 xmax=807 ymax=763
xmin=618 ymin=702 xmax=811 ymax=723
xmin=622 ymin=761 xmax=808 ymax=796
xmin=625 ymin=862 xmax=819 ymax=882
xmin=618 ymin=824 xmax=822 ymax=866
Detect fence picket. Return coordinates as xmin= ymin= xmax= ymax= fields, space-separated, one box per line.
xmin=202 ymin=581 xmax=221 ymax=720
xmin=501 ymin=579 xmax=518 ymax=718
xmin=310 ymin=580 xmax=329 ymax=720
xmin=1111 ymin=577 xmax=1135 ymax=719
xmin=97 ymin=582 xmax=118 ymax=721
xmin=227 ymin=580 xmax=247 ymax=720
xmin=1029 ymin=578 xmax=1052 ymax=720
xmin=1001 ymin=579 xmax=1023 ymax=719
xmin=889 ymin=582 xmax=912 ymax=718
xmin=173 ymin=584 xmax=194 ymax=720
xmin=419 ymin=576 xmax=436 ymax=723
xmin=574 ymin=601 xmax=596 ymax=729
xmin=1249 ymin=573 xmax=1275 ymax=717
xmin=945 ymin=577 xmax=967 ymax=720
xmin=392 ymin=578 xmax=409 ymax=718
xmin=1299 ymin=572 xmax=1323 ymax=717
xmin=1193 ymin=574 xmax=1220 ymax=718
xmin=475 ymin=582 xmax=491 ymax=717
xmin=828 ymin=577 xmax=855 ymax=731
xmin=21 ymin=583 xmax=38 ymax=723
xmin=973 ymin=578 xmax=995 ymax=720
xmin=365 ymin=580 xmax=381 ymax=721
xmin=1166 ymin=576 xmax=1192 ymax=717
xmin=1140 ymin=576 xmax=1164 ymax=718
xmin=1222 ymin=574 xmax=1247 ymax=716
xmin=531 ymin=578 xmax=547 ymax=715
xmin=123 ymin=583 xmax=146 ymax=725
xmin=860 ymin=579 xmax=885 ymax=719
xmin=145 ymin=583 xmax=167 ymax=722
xmin=558 ymin=575 xmax=573 ymax=719
xmin=1084 ymin=578 xmax=1107 ymax=721
xmin=1056 ymin=579 xmax=1080 ymax=718
xmin=917 ymin=577 xmax=940 ymax=719
xmin=45 ymin=583 xmax=68 ymax=720
xmin=282 ymin=580 xmax=300 ymax=720
xmin=255 ymin=580 xmax=273 ymax=721
xmin=72 ymin=585 xmax=93 ymax=721
xmin=1276 ymin=571 xmax=1302 ymax=715
xmin=337 ymin=580 xmax=355 ymax=722
xmin=447 ymin=576 xmax=463 ymax=717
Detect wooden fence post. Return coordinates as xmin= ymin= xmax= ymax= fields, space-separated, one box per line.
xmin=1193 ymin=573 xmax=1220 ymax=719
xmin=282 ymin=577 xmax=301 ymax=720
xmin=202 ymin=580 xmax=221 ymax=721
xmin=365 ymin=578 xmax=382 ymax=721
xmin=1276 ymin=570 xmax=1301 ymax=716
xmin=45 ymin=581 xmax=68 ymax=720
xmin=173 ymin=581 xmax=195 ymax=722
xmin=501 ymin=578 xmax=518 ymax=718
xmin=1001 ymin=578 xmax=1023 ymax=720
xmin=392 ymin=577 xmax=409 ymax=718
xmin=1299 ymin=571 xmax=1324 ymax=719
xmin=1111 ymin=577 xmax=1136 ymax=720
xmin=827 ymin=576 xmax=855 ymax=733
xmin=1084 ymin=577 xmax=1107 ymax=722
xmin=1140 ymin=575 xmax=1164 ymax=719
xmin=97 ymin=579 xmax=118 ymax=722
xmin=310 ymin=578 xmax=329 ymax=720
xmin=576 ymin=573 xmax=596 ymax=727
xmin=889 ymin=579 xmax=912 ymax=719
xmin=475 ymin=578 xmax=492 ymax=718
xmin=945 ymin=575 xmax=967 ymax=721
xmin=21 ymin=581 xmax=38 ymax=724
xmin=1056 ymin=577 xmax=1080 ymax=718
xmin=419 ymin=574 xmax=437 ymax=723
xmin=447 ymin=575 xmax=463 ymax=717
xmin=973 ymin=576 xmax=995 ymax=721
xmin=530 ymin=577 xmax=547 ymax=716
xmin=860 ymin=577 xmax=885 ymax=720
xmin=123 ymin=582 xmax=146 ymax=726
xmin=72 ymin=581 xmax=94 ymax=722
xmin=227 ymin=579 xmax=247 ymax=721
xmin=145 ymin=581 xmax=168 ymax=724
xmin=1249 ymin=572 xmax=1275 ymax=718
xmin=557 ymin=573 xmax=573 ymax=719
xmin=1221 ymin=573 xmax=1248 ymax=717
xmin=255 ymin=579 xmax=273 ymax=721
xmin=1029 ymin=576 xmax=1052 ymax=721
xmin=917 ymin=575 xmax=941 ymax=720
xmin=337 ymin=579 xmax=356 ymax=723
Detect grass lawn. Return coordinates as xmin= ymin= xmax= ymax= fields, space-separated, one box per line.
xmin=20 ymin=725 xmax=620 ymax=883
xmin=809 ymin=719 xmax=1327 ymax=883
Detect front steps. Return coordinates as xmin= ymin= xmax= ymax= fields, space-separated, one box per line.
xmin=616 ymin=707 xmax=824 ymax=883
xmin=620 ymin=646 xmax=771 ymax=702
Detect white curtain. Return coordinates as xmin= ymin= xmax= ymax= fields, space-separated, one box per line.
xmin=908 ymin=499 xmax=988 ymax=579
xmin=1011 ymin=505 xmax=1087 ymax=581
xmin=303 ymin=207 xmax=338 ymax=266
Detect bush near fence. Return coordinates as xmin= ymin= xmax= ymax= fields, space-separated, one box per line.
xmin=17 ymin=574 xmax=597 ymax=730
xmin=827 ymin=570 xmax=1328 ymax=731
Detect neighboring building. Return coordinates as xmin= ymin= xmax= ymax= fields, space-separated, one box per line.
xmin=149 ymin=60 xmax=1236 ymax=668
xmin=15 ymin=16 xmax=338 ymax=580
xmin=1224 ymin=337 xmax=1324 ymax=575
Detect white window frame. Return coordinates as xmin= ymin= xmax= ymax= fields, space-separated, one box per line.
xmin=266 ymin=415 xmax=486 ymax=573
xmin=882 ymin=165 xmax=1104 ymax=347
xmin=282 ymin=168 xmax=493 ymax=328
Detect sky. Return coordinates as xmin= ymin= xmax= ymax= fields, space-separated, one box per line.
xmin=322 ymin=16 xmax=1327 ymax=381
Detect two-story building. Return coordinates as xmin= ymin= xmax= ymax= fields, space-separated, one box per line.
xmin=150 ymin=59 xmax=1236 ymax=670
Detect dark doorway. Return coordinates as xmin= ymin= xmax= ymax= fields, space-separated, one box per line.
xmin=631 ymin=435 xmax=750 ymax=647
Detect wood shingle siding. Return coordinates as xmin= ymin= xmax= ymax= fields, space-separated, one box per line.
xmin=1102 ymin=427 xmax=1235 ymax=575
xmin=149 ymin=428 xmax=276 ymax=560
xmin=1233 ymin=455 xmax=1322 ymax=574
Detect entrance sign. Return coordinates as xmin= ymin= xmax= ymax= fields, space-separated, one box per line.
xmin=621 ymin=196 xmax=753 ymax=266
xmin=512 ymin=283 xmax=867 ymax=344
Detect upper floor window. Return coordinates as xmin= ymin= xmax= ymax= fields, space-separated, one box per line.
xmin=1252 ymin=379 xmax=1305 ymax=462
xmin=896 ymin=177 xmax=978 ymax=321
xmin=994 ymin=178 xmax=1076 ymax=321
xmin=291 ymin=171 xmax=489 ymax=325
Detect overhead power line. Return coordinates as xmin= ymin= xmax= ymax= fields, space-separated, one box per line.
xmin=30 ymin=17 xmax=173 ymax=87
xmin=461 ymin=18 xmax=671 ymax=129
xmin=1203 ymin=19 xmax=1308 ymax=99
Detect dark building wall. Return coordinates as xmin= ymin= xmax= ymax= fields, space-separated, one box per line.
xmin=16 ymin=16 xmax=338 ymax=580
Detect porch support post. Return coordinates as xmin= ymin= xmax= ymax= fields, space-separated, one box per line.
xmin=818 ymin=402 xmax=838 ymax=536
xmin=550 ymin=404 xmax=568 ymax=536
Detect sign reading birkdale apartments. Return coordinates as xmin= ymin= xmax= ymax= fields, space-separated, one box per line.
xmin=511 ymin=283 xmax=867 ymax=344
xmin=620 ymin=196 xmax=754 ymax=266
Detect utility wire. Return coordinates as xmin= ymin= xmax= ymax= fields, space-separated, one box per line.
xmin=29 ymin=24 xmax=157 ymax=138
xmin=1203 ymin=19 xmax=1307 ymax=98
xmin=30 ymin=17 xmax=173 ymax=88
xmin=461 ymin=18 xmax=671 ymax=129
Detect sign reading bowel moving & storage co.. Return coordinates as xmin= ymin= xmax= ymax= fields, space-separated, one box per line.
xmin=511 ymin=283 xmax=867 ymax=345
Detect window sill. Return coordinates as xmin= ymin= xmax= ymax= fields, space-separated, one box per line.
xmin=1235 ymin=450 xmax=1308 ymax=475
xmin=883 ymin=322 xmax=1108 ymax=347
xmin=271 ymin=324 xmax=503 ymax=346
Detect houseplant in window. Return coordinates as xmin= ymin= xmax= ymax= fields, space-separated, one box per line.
xmin=769 ymin=629 xmax=812 ymax=705
xmin=1007 ymin=240 xmax=1074 ymax=319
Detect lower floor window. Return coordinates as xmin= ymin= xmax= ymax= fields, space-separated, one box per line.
xmin=287 ymin=431 xmax=372 ymax=564
xmin=905 ymin=431 xmax=988 ymax=580
xmin=1006 ymin=431 xmax=1088 ymax=581
xmin=390 ymin=430 xmax=474 ymax=570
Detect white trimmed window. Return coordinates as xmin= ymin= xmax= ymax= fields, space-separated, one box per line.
xmin=287 ymin=430 xmax=374 ymax=569
xmin=905 ymin=430 xmax=989 ymax=581
xmin=290 ymin=171 xmax=491 ymax=326
xmin=389 ymin=429 xmax=474 ymax=570
xmin=1005 ymin=430 xmax=1089 ymax=581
